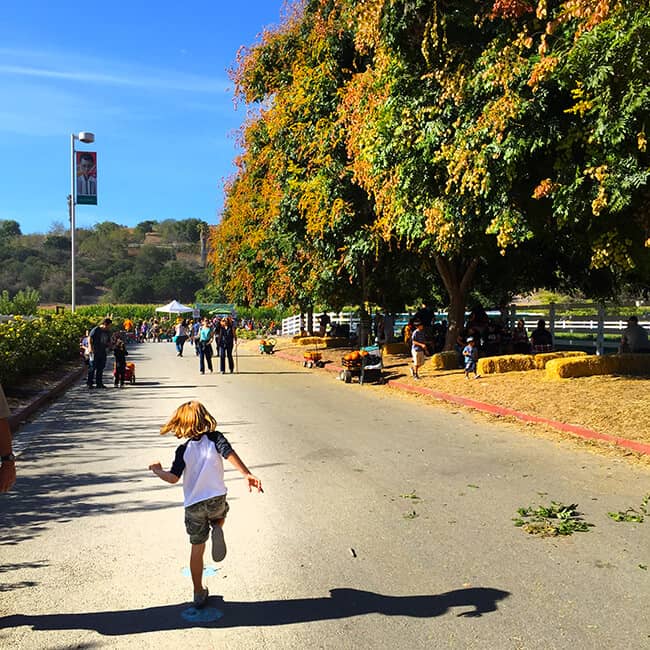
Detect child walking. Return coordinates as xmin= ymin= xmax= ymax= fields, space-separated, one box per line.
xmin=149 ymin=401 xmax=263 ymax=608
xmin=463 ymin=337 xmax=480 ymax=379
xmin=410 ymin=319 xmax=427 ymax=380
xmin=113 ymin=339 xmax=128 ymax=387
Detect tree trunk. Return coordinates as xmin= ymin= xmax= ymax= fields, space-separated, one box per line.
xmin=435 ymin=255 xmax=480 ymax=350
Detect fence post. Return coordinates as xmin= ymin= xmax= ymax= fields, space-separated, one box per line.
xmin=596 ymin=303 xmax=605 ymax=355
xmin=549 ymin=302 xmax=556 ymax=340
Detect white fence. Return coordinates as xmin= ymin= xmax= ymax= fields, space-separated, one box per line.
xmin=281 ymin=312 xmax=359 ymax=337
xmin=282 ymin=303 xmax=649 ymax=354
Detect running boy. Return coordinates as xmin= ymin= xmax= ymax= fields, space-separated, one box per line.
xmin=149 ymin=401 xmax=263 ymax=608
xmin=463 ymin=337 xmax=480 ymax=379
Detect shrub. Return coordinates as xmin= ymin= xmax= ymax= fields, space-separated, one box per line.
xmin=0 ymin=313 xmax=93 ymax=385
xmin=0 ymin=288 xmax=40 ymax=316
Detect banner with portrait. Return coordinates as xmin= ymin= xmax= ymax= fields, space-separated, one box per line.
xmin=76 ymin=151 xmax=97 ymax=205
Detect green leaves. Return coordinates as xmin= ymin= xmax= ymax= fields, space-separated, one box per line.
xmin=514 ymin=501 xmax=594 ymax=536
xmin=608 ymin=493 xmax=649 ymax=524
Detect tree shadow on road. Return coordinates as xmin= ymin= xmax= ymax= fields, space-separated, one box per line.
xmin=0 ymin=467 xmax=177 ymax=546
xmin=0 ymin=586 xmax=510 ymax=634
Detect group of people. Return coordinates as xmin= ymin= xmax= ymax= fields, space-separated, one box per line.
xmin=405 ymin=305 xmax=650 ymax=380
xmin=178 ymin=315 xmax=238 ymax=375
xmin=79 ymin=313 xmax=242 ymax=388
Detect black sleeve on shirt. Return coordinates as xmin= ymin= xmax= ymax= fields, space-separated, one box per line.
xmin=170 ymin=442 xmax=188 ymax=477
xmin=207 ymin=431 xmax=234 ymax=459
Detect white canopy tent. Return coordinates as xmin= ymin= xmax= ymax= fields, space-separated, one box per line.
xmin=155 ymin=300 xmax=194 ymax=314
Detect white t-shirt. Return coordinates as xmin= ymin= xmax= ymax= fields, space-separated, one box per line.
xmin=170 ymin=432 xmax=233 ymax=507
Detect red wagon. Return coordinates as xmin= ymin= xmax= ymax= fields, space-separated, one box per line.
xmin=113 ymin=362 xmax=136 ymax=385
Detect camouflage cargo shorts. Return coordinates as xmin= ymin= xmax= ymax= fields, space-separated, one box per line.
xmin=184 ymin=495 xmax=229 ymax=545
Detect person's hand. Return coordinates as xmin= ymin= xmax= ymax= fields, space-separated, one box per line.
xmin=245 ymin=473 xmax=263 ymax=493
xmin=0 ymin=462 xmax=16 ymax=493
xmin=148 ymin=462 xmax=162 ymax=472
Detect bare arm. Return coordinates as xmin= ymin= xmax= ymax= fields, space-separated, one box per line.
xmin=225 ymin=451 xmax=263 ymax=492
xmin=148 ymin=462 xmax=180 ymax=484
xmin=0 ymin=417 xmax=16 ymax=493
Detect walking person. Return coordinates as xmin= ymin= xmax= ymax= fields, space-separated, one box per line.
xmin=174 ymin=319 xmax=189 ymax=357
xmin=217 ymin=316 xmax=237 ymax=374
xmin=149 ymin=401 xmax=263 ymax=608
xmin=463 ymin=337 xmax=480 ymax=379
xmin=410 ymin=319 xmax=427 ymax=380
xmin=197 ymin=317 xmax=214 ymax=374
xmin=87 ymin=318 xmax=112 ymax=389
xmin=190 ymin=319 xmax=201 ymax=356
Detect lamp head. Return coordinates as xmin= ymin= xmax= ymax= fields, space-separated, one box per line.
xmin=78 ymin=132 xmax=95 ymax=143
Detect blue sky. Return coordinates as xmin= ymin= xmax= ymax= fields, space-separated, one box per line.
xmin=0 ymin=0 xmax=287 ymax=234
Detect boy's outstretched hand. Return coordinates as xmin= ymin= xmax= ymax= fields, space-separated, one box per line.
xmin=245 ymin=473 xmax=263 ymax=493
xmin=149 ymin=462 xmax=162 ymax=472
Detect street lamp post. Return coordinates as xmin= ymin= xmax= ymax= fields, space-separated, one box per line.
xmin=70 ymin=131 xmax=95 ymax=312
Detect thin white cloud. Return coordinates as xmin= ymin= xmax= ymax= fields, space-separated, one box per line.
xmin=0 ymin=47 xmax=229 ymax=94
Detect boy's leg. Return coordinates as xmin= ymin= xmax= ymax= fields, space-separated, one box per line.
xmin=189 ymin=543 xmax=206 ymax=594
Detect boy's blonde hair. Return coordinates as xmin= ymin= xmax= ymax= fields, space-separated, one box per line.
xmin=160 ymin=401 xmax=218 ymax=439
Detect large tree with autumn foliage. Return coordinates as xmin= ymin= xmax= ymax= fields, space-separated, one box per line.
xmin=213 ymin=0 xmax=649 ymax=346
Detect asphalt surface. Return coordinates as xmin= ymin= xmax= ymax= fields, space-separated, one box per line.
xmin=1 ymin=341 xmax=649 ymax=649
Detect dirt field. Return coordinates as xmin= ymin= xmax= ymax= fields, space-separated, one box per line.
xmin=270 ymin=337 xmax=650 ymax=465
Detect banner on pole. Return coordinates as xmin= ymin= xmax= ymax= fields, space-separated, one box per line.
xmin=76 ymin=151 xmax=97 ymax=205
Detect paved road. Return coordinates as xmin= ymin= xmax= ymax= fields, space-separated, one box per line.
xmin=1 ymin=342 xmax=649 ymax=649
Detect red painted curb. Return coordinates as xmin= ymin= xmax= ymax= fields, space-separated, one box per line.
xmin=387 ymin=380 xmax=650 ymax=455
xmin=8 ymin=366 xmax=85 ymax=432
xmin=274 ymin=349 xmax=650 ymax=456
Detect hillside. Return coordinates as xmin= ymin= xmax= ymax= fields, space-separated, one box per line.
xmin=0 ymin=218 xmax=210 ymax=305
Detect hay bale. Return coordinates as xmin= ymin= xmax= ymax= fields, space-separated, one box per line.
xmin=532 ymin=350 xmax=587 ymax=370
xmin=296 ymin=337 xmax=323 ymax=346
xmin=384 ymin=342 xmax=408 ymax=355
xmin=612 ymin=353 xmax=650 ymax=376
xmin=429 ymin=350 xmax=460 ymax=370
xmin=477 ymin=354 xmax=535 ymax=375
xmin=321 ymin=337 xmax=347 ymax=348
xmin=546 ymin=353 xmax=650 ymax=379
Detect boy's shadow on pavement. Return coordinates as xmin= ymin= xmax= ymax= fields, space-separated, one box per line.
xmin=1 ymin=587 xmax=509 ymax=635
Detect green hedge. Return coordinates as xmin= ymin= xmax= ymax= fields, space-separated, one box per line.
xmin=73 ymin=304 xmax=161 ymax=322
xmin=0 ymin=313 xmax=94 ymax=386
